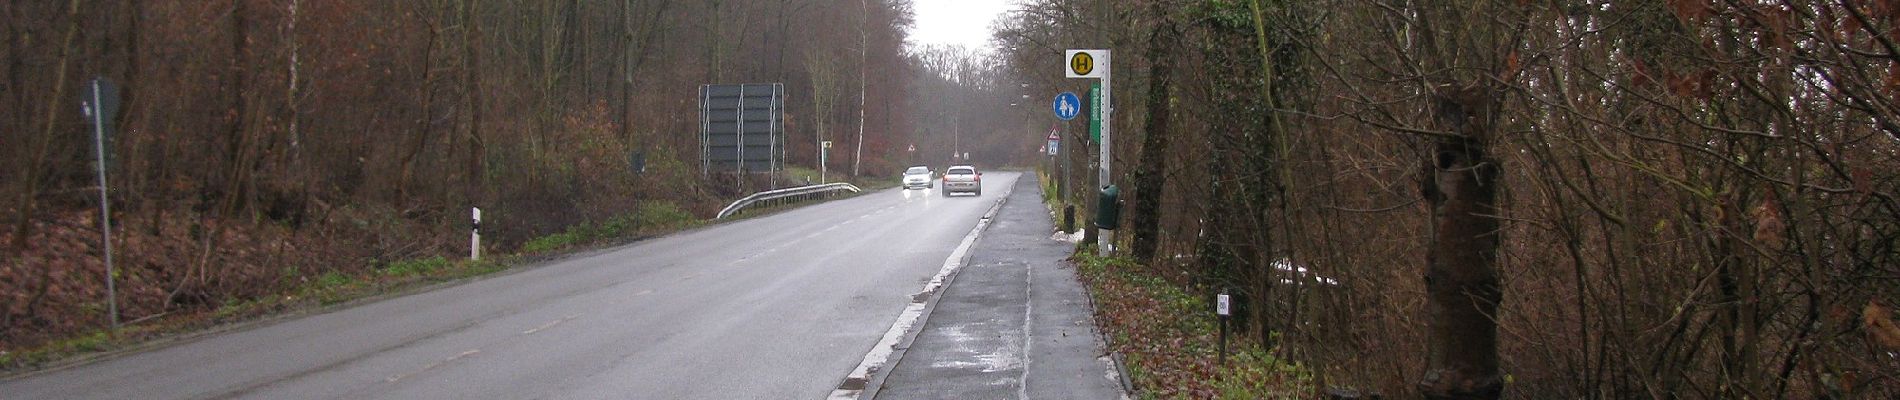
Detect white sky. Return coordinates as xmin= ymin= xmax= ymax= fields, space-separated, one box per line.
xmin=907 ymin=0 xmax=1014 ymax=53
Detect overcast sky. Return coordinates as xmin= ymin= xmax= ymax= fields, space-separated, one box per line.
xmin=907 ymin=0 xmax=1014 ymax=53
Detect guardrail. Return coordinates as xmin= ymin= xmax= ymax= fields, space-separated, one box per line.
xmin=716 ymin=182 xmax=863 ymax=219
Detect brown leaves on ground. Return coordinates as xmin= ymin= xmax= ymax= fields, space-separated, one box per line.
xmin=1073 ymin=252 xmax=1311 ymax=399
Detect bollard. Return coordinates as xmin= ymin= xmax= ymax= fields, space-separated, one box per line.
xmin=1063 ymin=205 xmax=1076 ymax=233
xmin=471 ymin=207 xmax=482 ymax=261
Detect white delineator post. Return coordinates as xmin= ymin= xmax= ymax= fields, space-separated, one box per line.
xmin=471 ymin=207 xmax=482 ymax=261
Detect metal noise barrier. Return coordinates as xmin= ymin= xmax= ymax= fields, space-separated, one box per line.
xmin=716 ymin=183 xmax=863 ymax=219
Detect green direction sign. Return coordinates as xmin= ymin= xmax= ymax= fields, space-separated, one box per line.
xmin=1089 ymin=83 xmax=1102 ymax=143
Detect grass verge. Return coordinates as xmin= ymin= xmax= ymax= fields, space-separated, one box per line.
xmin=1071 ymin=249 xmax=1315 ymax=399
xmin=520 ymin=202 xmax=698 ymax=254
xmin=0 ymin=256 xmax=510 ymax=372
xmin=2 ymin=201 xmax=705 ymax=373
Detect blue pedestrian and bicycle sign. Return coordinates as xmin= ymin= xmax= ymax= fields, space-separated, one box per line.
xmin=1053 ymin=92 xmax=1080 ymax=121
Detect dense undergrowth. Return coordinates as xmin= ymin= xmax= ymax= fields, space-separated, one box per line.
xmin=1071 ymin=249 xmax=1315 ymax=399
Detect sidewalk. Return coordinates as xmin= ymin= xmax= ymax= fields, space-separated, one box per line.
xmin=873 ymin=174 xmax=1127 ymax=399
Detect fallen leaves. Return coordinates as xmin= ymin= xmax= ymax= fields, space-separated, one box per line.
xmin=1073 ymin=252 xmax=1312 ymax=399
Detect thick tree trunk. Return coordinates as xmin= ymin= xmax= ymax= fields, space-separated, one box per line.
xmin=1417 ymin=83 xmax=1504 ymax=400
xmin=1128 ymin=0 xmax=1176 ymax=264
xmin=463 ymin=0 xmax=485 ymax=204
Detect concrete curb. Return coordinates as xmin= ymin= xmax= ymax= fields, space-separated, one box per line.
xmin=829 ymin=178 xmax=1014 ymax=400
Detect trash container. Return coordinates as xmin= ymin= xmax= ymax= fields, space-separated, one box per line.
xmin=1095 ymin=184 xmax=1120 ymax=230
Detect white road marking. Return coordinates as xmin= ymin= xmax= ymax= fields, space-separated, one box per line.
xmin=522 ymin=314 xmax=579 ymax=335
xmin=1018 ymin=259 xmax=1034 ymax=400
xmin=385 ymin=349 xmax=481 ymax=383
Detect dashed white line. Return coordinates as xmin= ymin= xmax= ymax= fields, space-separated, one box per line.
xmin=385 ymin=349 xmax=481 ymax=383
xmin=522 ymin=314 xmax=579 ymax=335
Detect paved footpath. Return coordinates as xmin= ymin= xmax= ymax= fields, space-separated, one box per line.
xmin=873 ymin=174 xmax=1127 ymax=400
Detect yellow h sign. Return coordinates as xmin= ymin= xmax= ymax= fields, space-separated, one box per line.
xmin=1065 ymin=50 xmax=1107 ymax=78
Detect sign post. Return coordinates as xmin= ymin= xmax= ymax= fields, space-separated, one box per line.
xmin=1067 ymin=49 xmax=1112 ymax=254
xmin=1217 ymin=289 xmax=1231 ymax=365
xmin=821 ymin=140 xmax=832 ymax=184
xmin=82 ymin=77 xmax=120 ymax=329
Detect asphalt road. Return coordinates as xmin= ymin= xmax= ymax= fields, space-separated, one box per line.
xmin=1 ymin=173 xmax=1020 ymax=400
xmin=876 ymin=174 xmax=1125 ymax=400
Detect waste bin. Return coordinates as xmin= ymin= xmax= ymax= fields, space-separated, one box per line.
xmin=1095 ymin=185 xmax=1120 ymax=230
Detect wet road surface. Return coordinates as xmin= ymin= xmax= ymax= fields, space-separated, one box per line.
xmin=875 ymin=174 xmax=1126 ymax=400
xmin=2 ymin=173 xmax=1019 ymax=399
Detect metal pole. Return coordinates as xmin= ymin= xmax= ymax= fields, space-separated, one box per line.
xmin=769 ymin=84 xmax=780 ymax=189
xmin=705 ymin=86 xmax=715 ymax=176
xmin=1097 ymin=52 xmax=1114 ymax=255
xmin=89 ymin=81 xmax=119 ymax=330
xmin=736 ymin=85 xmax=746 ymax=177
xmin=1218 ymin=289 xmax=1231 ymax=365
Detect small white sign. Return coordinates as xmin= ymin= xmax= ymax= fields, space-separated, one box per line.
xmin=1216 ymin=294 xmax=1230 ymax=316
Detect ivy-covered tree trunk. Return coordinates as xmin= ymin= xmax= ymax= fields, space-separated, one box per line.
xmin=1417 ymin=84 xmax=1504 ymax=399
xmin=1412 ymin=1 xmax=1510 ymax=398
xmin=1128 ymin=0 xmax=1177 ymax=264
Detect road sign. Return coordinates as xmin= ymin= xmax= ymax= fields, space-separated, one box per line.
xmin=1066 ymin=49 xmax=1112 ymax=255
xmin=698 ymin=83 xmax=785 ymax=175
xmin=823 ymin=140 xmax=833 ymax=149
xmin=1048 ymin=139 xmax=1059 ymax=155
xmin=1053 ymin=92 xmax=1080 ymax=121
xmin=1066 ymin=50 xmax=1107 ymax=78
xmin=907 ymin=144 xmax=915 ymax=152
xmin=1089 ymin=84 xmax=1103 ymax=143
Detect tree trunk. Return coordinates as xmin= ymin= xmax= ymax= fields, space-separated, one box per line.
xmin=9 ymin=0 xmax=83 ymax=250
xmin=1417 ymin=83 xmax=1504 ymax=400
xmin=1128 ymin=0 xmax=1176 ymax=264
xmin=218 ymin=0 xmax=253 ymax=217
xmin=621 ymin=0 xmax=635 ymax=147
xmin=399 ymin=9 xmax=436 ymax=204
xmin=463 ymin=0 xmax=485 ymax=204
xmin=851 ymin=0 xmax=867 ymax=177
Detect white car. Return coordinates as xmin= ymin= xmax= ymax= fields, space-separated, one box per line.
xmin=902 ymin=166 xmax=934 ymax=189
xmin=942 ymin=165 xmax=980 ymax=196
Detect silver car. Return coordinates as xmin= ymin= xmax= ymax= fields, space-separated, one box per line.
xmin=902 ymin=166 xmax=934 ymax=189
xmin=942 ymin=165 xmax=980 ymax=196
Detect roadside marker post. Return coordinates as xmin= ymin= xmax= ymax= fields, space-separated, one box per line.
xmin=1217 ymin=290 xmax=1231 ymax=365
xmin=471 ymin=207 xmax=482 ymax=261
